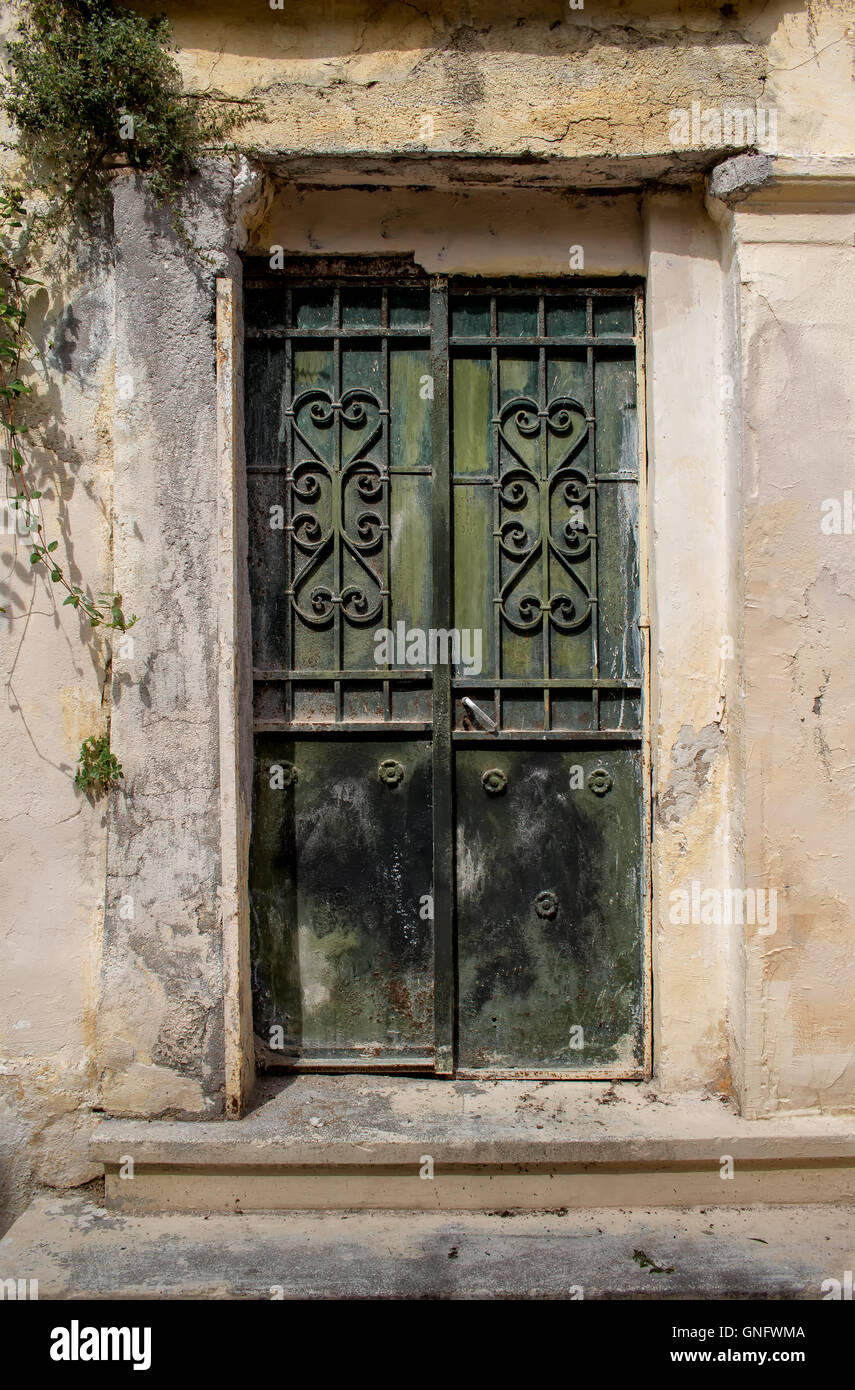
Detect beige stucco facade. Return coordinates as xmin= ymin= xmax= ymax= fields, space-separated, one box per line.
xmin=1 ymin=0 xmax=855 ymax=1234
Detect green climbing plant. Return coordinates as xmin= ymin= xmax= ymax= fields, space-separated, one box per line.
xmin=0 ymin=0 xmax=262 ymax=789
xmin=0 ymin=188 xmax=135 ymax=629
xmin=2 ymin=0 xmax=261 ymax=227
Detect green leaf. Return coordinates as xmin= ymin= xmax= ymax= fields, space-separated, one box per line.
xmin=47 ymin=539 xmax=58 ymax=551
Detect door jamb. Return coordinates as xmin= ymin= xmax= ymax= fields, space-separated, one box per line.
xmin=217 ymin=276 xmax=256 ymax=1117
xmin=220 ymin=271 xmax=654 ymax=1108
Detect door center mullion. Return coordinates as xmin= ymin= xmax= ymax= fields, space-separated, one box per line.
xmin=430 ymin=275 xmax=455 ymax=1076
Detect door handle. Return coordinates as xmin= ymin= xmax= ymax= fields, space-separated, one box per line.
xmin=462 ymin=696 xmax=497 ymax=733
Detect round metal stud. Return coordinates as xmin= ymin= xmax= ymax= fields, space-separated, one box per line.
xmin=378 ymin=759 xmax=404 ymax=786
xmin=482 ymin=767 xmax=508 ymax=795
xmin=534 ymin=890 xmax=559 ymax=920
xmin=587 ymin=766 xmax=613 ymax=797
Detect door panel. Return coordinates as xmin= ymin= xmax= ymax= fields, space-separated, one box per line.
xmin=251 ymin=735 xmax=434 ymax=1061
xmin=449 ymin=287 xmax=646 ymax=1075
xmin=246 ymin=271 xmax=437 ymax=1066
xmin=455 ymin=746 xmax=643 ymax=1072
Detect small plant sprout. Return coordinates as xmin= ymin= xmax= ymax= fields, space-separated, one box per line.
xmin=74 ymin=734 xmax=124 ymax=797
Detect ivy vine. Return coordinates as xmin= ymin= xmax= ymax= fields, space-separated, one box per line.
xmin=0 ymin=189 xmax=135 ymax=630
xmin=0 ymin=0 xmax=261 ymax=787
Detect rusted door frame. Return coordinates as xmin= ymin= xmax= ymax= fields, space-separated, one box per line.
xmin=236 ymin=261 xmax=653 ymax=1084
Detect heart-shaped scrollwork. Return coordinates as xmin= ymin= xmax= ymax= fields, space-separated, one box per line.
xmin=496 ymin=395 xmax=594 ymax=635
xmin=286 ymin=388 xmax=388 ymax=630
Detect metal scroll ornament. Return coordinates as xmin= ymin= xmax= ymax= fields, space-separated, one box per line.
xmin=286 ymin=388 xmax=388 ymax=629
xmin=496 ymin=394 xmax=594 ymax=634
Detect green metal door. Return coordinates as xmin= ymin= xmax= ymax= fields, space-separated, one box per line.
xmin=245 ymin=261 xmax=649 ymax=1077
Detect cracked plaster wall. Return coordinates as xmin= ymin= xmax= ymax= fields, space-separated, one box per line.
xmin=2 ymin=0 xmax=855 ymax=1233
xmin=0 ymin=225 xmax=116 ymax=1232
xmin=159 ymin=0 xmax=853 ymax=165
xmin=726 ymin=189 xmax=855 ymax=1116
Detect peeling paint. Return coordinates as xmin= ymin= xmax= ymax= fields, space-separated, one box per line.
xmin=657 ymin=723 xmax=725 ymax=828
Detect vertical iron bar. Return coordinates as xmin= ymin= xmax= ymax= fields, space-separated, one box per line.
xmin=285 ymin=287 xmax=294 ymax=726
xmin=539 ymin=294 xmax=549 ymax=731
xmin=587 ymin=295 xmax=599 ymax=731
xmin=333 ymin=286 xmax=342 ymax=722
xmin=381 ymin=288 xmax=391 ymax=722
xmin=431 ymin=277 xmax=454 ymax=1075
xmin=491 ymin=295 xmax=501 ymax=732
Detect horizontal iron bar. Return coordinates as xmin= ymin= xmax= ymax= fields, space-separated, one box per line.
xmin=245 ymin=260 xmax=428 ymax=283
xmin=452 ymin=474 xmax=637 ymax=485
xmin=449 ymin=335 xmax=636 ymax=348
xmin=247 ymin=328 xmax=430 ymax=340
xmin=254 ymin=721 xmax=432 ymax=734
xmin=255 ymin=674 xmax=641 ymax=689
xmin=270 ymin=1059 xmax=437 ymax=1072
xmin=453 ymin=1067 xmax=647 ymax=1081
xmin=452 ymin=730 xmax=641 ymax=742
xmin=494 ymin=595 xmax=599 ymax=608
xmin=248 ymin=466 xmax=432 ymax=477
xmin=452 ymin=677 xmax=641 ymax=689
xmin=245 ymin=273 xmax=638 ymax=293
xmin=448 ymin=281 xmax=642 ymax=295
xmin=255 ymin=669 xmax=432 ymax=681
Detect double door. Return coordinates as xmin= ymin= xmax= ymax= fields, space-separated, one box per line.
xmin=246 ymin=264 xmax=649 ymax=1077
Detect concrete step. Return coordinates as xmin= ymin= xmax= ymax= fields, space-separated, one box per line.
xmin=1 ymin=1194 xmax=850 ymax=1299
xmin=90 ymin=1077 xmax=855 ymax=1212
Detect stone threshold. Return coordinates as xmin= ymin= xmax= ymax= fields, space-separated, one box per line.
xmin=90 ymin=1077 xmax=855 ymax=1212
xmin=1 ymin=1194 xmax=850 ymax=1299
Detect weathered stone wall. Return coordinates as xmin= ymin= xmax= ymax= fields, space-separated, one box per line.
xmin=716 ymin=175 xmax=855 ymax=1116
xmin=161 ymin=0 xmax=851 ymax=165
xmin=98 ymin=169 xmax=240 ymax=1121
xmin=1 ymin=0 xmax=855 ymax=1234
xmin=0 ymin=0 xmax=117 ymax=1220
